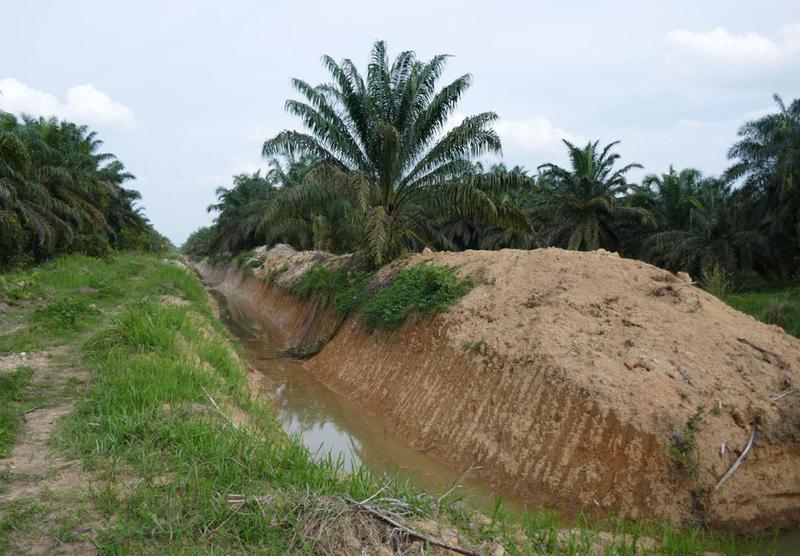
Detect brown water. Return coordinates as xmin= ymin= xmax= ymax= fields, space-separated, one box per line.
xmin=210 ymin=287 xmax=799 ymax=554
xmin=211 ymin=288 xmax=505 ymax=509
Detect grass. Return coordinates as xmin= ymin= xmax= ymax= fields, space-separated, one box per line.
xmin=0 ymin=269 xmax=40 ymax=302
xmin=291 ymin=264 xmax=370 ymax=316
xmin=0 ymin=252 xmax=781 ymax=554
xmin=724 ymin=284 xmax=800 ymax=337
xmin=289 ymin=261 xmax=472 ymax=330
xmin=0 ymin=365 xmax=36 ymax=457
xmin=265 ymin=262 xmax=289 ymax=284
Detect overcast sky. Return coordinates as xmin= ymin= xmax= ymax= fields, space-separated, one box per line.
xmin=2 ymin=1 xmax=798 ymax=244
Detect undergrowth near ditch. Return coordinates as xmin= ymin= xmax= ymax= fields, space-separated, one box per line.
xmin=290 ymin=261 xmax=473 ymax=331
xmin=362 ymin=263 xmax=473 ymax=331
xmin=291 ymin=264 xmax=369 ymax=316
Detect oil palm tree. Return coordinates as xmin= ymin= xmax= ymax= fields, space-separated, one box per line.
xmin=1 ymin=113 xmax=152 ymax=264
xmin=536 ymin=140 xmax=649 ymax=251
xmin=641 ymin=179 xmax=765 ymax=274
xmin=207 ymin=171 xmax=275 ymax=254
xmin=725 ymin=95 xmax=800 ymax=253
xmin=630 ymin=167 xmax=703 ymax=231
xmin=261 ymin=40 xmax=527 ymax=263
xmin=264 ymin=151 xmax=320 ymax=189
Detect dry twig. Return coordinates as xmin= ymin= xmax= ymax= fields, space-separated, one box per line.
xmin=348 ymin=497 xmax=480 ymax=556
xmin=714 ymin=423 xmax=757 ymax=492
xmin=202 ymin=387 xmax=238 ymax=430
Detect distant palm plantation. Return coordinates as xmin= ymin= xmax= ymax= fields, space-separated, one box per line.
xmin=74 ymin=40 xmax=794 ymax=289
xmin=0 ymin=114 xmax=167 ymax=266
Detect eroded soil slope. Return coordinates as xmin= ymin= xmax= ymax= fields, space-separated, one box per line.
xmin=204 ymin=246 xmax=800 ymax=533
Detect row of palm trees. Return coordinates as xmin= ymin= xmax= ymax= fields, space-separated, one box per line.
xmin=184 ymin=41 xmax=800 ymax=282
xmin=0 ymin=113 xmax=167 ymax=266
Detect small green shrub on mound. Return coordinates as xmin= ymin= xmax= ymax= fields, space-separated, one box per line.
xmin=292 ymin=265 xmax=369 ymax=316
xmin=362 ymin=264 xmax=472 ymax=331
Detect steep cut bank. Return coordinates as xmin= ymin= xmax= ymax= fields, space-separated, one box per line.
xmin=197 ymin=246 xmax=800 ymax=534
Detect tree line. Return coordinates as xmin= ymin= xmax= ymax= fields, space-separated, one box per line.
xmin=179 ymin=40 xmax=797 ymax=285
xmin=0 ymin=113 xmax=168 ymax=267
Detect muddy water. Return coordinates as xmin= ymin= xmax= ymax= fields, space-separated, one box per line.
xmin=211 ymin=288 xmax=505 ymax=509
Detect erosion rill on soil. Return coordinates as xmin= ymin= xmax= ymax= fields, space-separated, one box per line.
xmin=196 ymin=245 xmax=800 ymax=535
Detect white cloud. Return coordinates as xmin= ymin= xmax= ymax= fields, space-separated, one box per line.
xmin=664 ymin=24 xmax=800 ymax=77
xmin=446 ymin=112 xmax=580 ymax=162
xmin=0 ymin=78 xmax=136 ymax=127
xmin=494 ymin=116 xmax=582 ymax=154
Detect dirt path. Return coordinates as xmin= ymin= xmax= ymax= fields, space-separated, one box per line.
xmin=0 ymin=350 xmax=100 ymax=555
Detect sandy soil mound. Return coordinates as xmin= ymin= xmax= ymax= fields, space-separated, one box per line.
xmin=201 ymin=247 xmax=800 ymax=532
xmin=416 ymin=248 xmax=800 ymax=529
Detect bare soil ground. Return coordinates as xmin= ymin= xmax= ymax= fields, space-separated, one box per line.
xmin=421 ymin=248 xmax=800 ymax=528
xmin=0 ymin=349 xmax=99 ymax=554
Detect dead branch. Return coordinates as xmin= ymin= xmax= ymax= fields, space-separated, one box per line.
xmin=770 ymin=389 xmax=794 ymax=402
xmin=23 ymin=403 xmax=47 ymax=415
xmin=419 ymin=440 xmax=438 ymax=454
xmin=202 ymin=387 xmax=238 ymax=430
xmin=437 ymin=463 xmax=482 ymax=507
xmin=737 ymin=338 xmax=789 ymax=370
xmin=714 ymin=423 xmax=757 ymax=492
xmin=670 ymin=360 xmax=693 ymax=385
xmin=348 ymin=497 xmax=480 ymax=556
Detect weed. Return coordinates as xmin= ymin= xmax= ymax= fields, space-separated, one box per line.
xmin=701 ymin=264 xmax=731 ymax=297
xmin=362 ymin=263 xmax=472 ymax=331
xmin=265 ymin=263 xmax=289 ymax=284
xmin=0 ymin=270 xmax=39 ymax=302
xmin=0 ymin=365 xmax=36 ymax=456
xmin=291 ymin=264 xmax=334 ymax=299
xmin=292 ymin=264 xmax=369 ymax=316
xmin=234 ymin=248 xmax=255 ymax=267
xmin=762 ymin=299 xmax=791 ymax=328
xmin=234 ymin=249 xmax=266 ymax=270
xmin=668 ymin=406 xmax=704 ymax=479
xmin=463 ymin=338 xmax=485 ymax=354
xmin=33 ymin=297 xmax=97 ymax=331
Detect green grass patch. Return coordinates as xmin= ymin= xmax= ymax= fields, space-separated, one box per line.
xmin=61 ymin=264 xmax=438 ymax=552
xmin=723 ymin=285 xmax=800 ymax=337
xmin=362 ymin=263 xmax=472 ymax=331
xmin=0 ymin=365 xmax=35 ymax=456
xmin=0 ymin=270 xmax=40 ymax=303
xmin=233 ymin=248 xmax=266 ymax=270
xmin=291 ymin=264 xmax=369 ymax=316
xmin=290 ymin=262 xmax=472 ymax=330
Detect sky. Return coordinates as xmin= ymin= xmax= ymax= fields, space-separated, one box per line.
xmin=2 ymin=1 xmax=799 ymax=245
